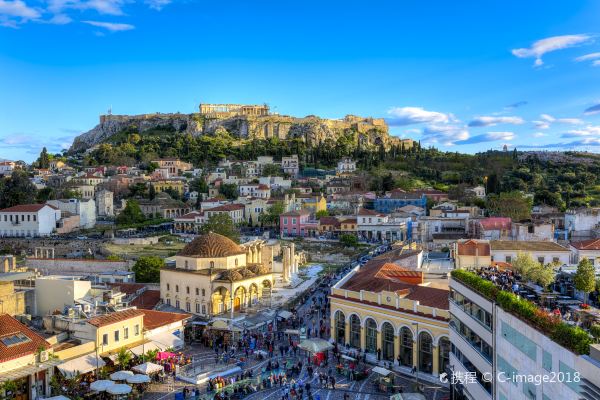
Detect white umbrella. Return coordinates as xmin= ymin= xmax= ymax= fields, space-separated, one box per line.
xmin=132 ymin=362 xmax=163 ymax=375
xmin=126 ymin=374 xmax=151 ymax=384
xmin=42 ymin=397 xmax=71 ymax=400
xmin=297 ymin=338 xmax=334 ymax=353
xmin=106 ymin=383 xmax=132 ymax=395
xmin=110 ymin=371 xmax=134 ymax=381
xmin=90 ymin=380 xmax=114 ymax=391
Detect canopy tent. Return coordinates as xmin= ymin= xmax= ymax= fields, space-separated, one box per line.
xmin=297 ymin=338 xmax=334 ymax=353
xmin=106 ymin=384 xmax=132 ymax=395
xmin=278 ymin=310 xmax=293 ymax=319
xmin=132 ymin=362 xmax=164 ymax=375
xmin=284 ymin=329 xmax=300 ymax=335
xmin=129 ymin=341 xmax=161 ymax=356
xmin=342 ymin=355 xmax=356 ymax=361
xmin=151 ymin=331 xmax=184 ymax=350
xmin=90 ymin=380 xmax=114 ymax=392
xmin=156 ymin=351 xmax=177 ymax=361
xmin=126 ymin=374 xmax=151 ymax=384
xmin=57 ymin=354 xmax=106 ymax=378
xmin=372 ymin=366 xmax=392 ymax=376
xmin=110 ymin=371 xmax=134 ymax=381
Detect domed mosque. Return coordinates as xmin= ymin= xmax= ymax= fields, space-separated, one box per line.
xmin=159 ymin=232 xmax=273 ymax=318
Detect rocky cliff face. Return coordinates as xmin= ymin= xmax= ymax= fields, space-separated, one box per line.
xmin=70 ymin=112 xmax=398 ymax=152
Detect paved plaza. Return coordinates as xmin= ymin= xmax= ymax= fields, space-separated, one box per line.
xmin=141 ymin=264 xmax=449 ymax=400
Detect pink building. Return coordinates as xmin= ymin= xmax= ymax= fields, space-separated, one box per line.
xmin=280 ymin=209 xmax=318 ymax=237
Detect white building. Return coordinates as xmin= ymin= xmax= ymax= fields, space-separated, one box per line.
xmin=336 ymin=157 xmax=356 ymax=175
xmin=259 ymin=176 xmax=292 ymax=190
xmin=449 ymin=274 xmax=600 ymax=400
xmin=569 ymin=238 xmax=600 ymax=267
xmin=35 ymin=276 xmax=92 ymax=317
xmin=356 ymin=208 xmax=409 ymax=242
xmin=282 ymin=155 xmax=299 ymax=177
xmin=96 ymin=189 xmax=114 ymax=217
xmin=490 ymin=240 xmax=570 ymax=265
xmin=47 ymin=198 xmax=97 ymax=229
xmin=0 ymin=161 xmax=15 ymax=176
xmin=0 ymin=204 xmax=61 ymax=237
xmin=565 ymin=208 xmax=600 ymax=239
xmin=239 ymin=183 xmax=271 ymax=199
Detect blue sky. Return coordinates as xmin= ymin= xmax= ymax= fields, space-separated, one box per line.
xmin=1 ymin=0 xmax=600 ymax=162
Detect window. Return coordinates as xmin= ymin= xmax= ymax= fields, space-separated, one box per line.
xmin=543 ymin=350 xmax=552 ymax=371
xmin=0 ymin=333 xmax=31 ymax=346
xmin=196 ymin=288 xmax=199 ymax=296
xmin=134 ymin=324 xmax=140 ymax=336
xmin=175 ymin=300 xmax=180 ymax=309
xmin=114 ymin=330 xmax=119 ymax=342
xmin=202 ymin=289 xmax=206 ymax=297
xmin=505 ymin=255 xmax=512 ymax=263
xmin=210 ymin=261 xmax=214 ymax=268
xmin=186 ymin=286 xmax=190 ymax=294
xmin=292 ymin=218 xmax=296 ymax=224
xmin=166 ymin=298 xmax=171 ymax=305
xmin=167 ymin=283 xmax=170 ymax=291
xmin=283 ymin=218 xmax=288 ymax=225
xmin=175 ymin=285 xmax=179 ymax=292
xmin=538 ymin=257 xmax=545 ymax=264
xmin=103 ymin=334 xmax=109 ymax=346
xmin=195 ymin=303 xmax=200 ymax=313
xmin=185 ymin=260 xmax=189 ymax=269
xmin=202 ymin=305 xmax=206 ymax=314
xmin=124 ymin=327 xmax=129 ymax=339
xmin=186 ymin=302 xmax=191 ymax=312
xmin=553 ymin=257 xmax=560 ymax=264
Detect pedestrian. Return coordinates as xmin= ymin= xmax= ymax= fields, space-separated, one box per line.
xmin=377 ymin=348 xmax=381 ymax=361
xmin=411 ymin=365 xmax=417 ymax=374
xmin=397 ymin=354 xmax=401 ymax=366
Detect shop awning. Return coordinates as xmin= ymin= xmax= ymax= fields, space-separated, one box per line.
xmin=278 ymin=310 xmax=293 ymax=319
xmin=151 ymin=331 xmax=183 ymax=350
xmin=372 ymin=366 xmax=392 ymax=376
xmin=0 ymin=358 xmax=62 ymax=382
xmin=57 ymin=353 xmax=106 ymax=378
xmin=129 ymin=341 xmax=161 ymax=356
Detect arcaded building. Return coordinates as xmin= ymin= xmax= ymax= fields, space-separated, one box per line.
xmin=160 ymin=232 xmax=273 ymax=318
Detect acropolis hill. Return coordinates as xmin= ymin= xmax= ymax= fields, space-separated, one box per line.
xmin=70 ymin=103 xmax=410 ymax=152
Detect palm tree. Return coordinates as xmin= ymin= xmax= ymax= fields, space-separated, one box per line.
xmin=115 ymin=347 xmax=132 ymax=370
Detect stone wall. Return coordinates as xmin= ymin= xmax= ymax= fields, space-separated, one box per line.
xmin=0 ymin=237 xmax=109 ymax=258
xmin=26 ymin=258 xmax=132 ymax=275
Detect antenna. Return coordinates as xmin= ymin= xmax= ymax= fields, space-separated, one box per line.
xmin=108 ymin=105 xmax=112 ymax=115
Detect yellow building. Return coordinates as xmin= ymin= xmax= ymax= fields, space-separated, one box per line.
xmin=152 ymin=179 xmax=185 ymax=196
xmin=330 ymin=253 xmax=450 ymax=377
xmin=453 ymin=239 xmax=492 ymax=269
xmin=339 ymin=217 xmax=357 ymax=233
xmin=300 ymin=194 xmax=327 ymax=214
xmin=160 ymin=233 xmax=273 ymax=318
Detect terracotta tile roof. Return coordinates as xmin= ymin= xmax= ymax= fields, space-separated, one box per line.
xmin=490 ymin=240 xmax=569 ymax=252
xmin=479 ymin=217 xmax=511 ymax=230
xmin=340 ymin=257 xmax=448 ymax=309
xmin=457 ymin=239 xmax=491 ymax=256
xmin=142 ymin=309 xmax=191 ymax=330
xmin=357 ymin=208 xmax=381 ymax=216
xmin=0 ymin=314 xmax=50 ymax=363
xmin=0 ymin=204 xmax=58 ymax=213
xmin=319 ymin=217 xmax=340 ymax=227
xmin=130 ymin=290 xmax=161 ymax=310
xmin=281 ymin=209 xmax=310 ymax=217
xmin=87 ymin=309 xmax=145 ymax=327
xmin=207 ymin=204 xmax=245 ymax=212
xmin=570 ymin=238 xmax=600 ymax=250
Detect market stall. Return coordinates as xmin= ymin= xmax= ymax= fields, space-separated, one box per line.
xmin=372 ymin=366 xmax=395 ymax=393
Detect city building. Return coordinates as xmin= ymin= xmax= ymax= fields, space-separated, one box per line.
xmin=281 ymin=155 xmax=299 ymax=177
xmin=152 ymin=158 xmax=193 ymax=176
xmin=137 ymin=192 xmax=192 ymax=219
xmin=490 ymin=241 xmax=571 ymax=265
xmin=336 ymin=157 xmax=356 ymax=176
xmin=95 ymin=189 xmax=114 ymax=217
xmin=356 ymin=208 xmax=410 ymax=243
xmin=280 ymin=209 xmax=318 ymax=237
xmin=330 ymin=251 xmax=450 ymax=378
xmin=569 ymin=238 xmax=600 ymax=267
xmin=203 ymin=204 xmax=245 ymax=224
xmin=453 ymin=239 xmax=492 ymax=270
xmin=151 ymin=179 xmax=185 ymax=196
xmin=0 ymin=204 xmax=61 ymax=237
xmin=160 ymin=233 xmax=273 ymax=317
xmin=374 ymin=191 xmax=427 ymax=214
xmin=35 ymin=276 xmax=92 ymax=317
xmin=449 ymin=271 xmax=600 ymax=400
xmin=239 ymin=183 xmax=271 ymax=199
xmin=174 ymin=211 xmax=204 ymax=234
xmin=0 ymin=161 xmax=15 ymax=176
xmin=47 ymin=198 xmax=97 ymax=229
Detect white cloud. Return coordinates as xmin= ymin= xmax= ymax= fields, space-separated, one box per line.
xmin=145 ymin=0 xmax=171 ymax=10
xmin=421 ymin=124 xmax=469 ymax=146
xmin=47 ymin=13 xmax=71 ymax=24
xmin=575 ymin=52 xmax=600 ymax=62
xmin=594 ymin=60 xmax=600 ymax=67
xmin=532 ymin=132 xmax=548 ymax=138
xmin=387 ymin=106 xmax=453 ymax=126
xmin=454 ymin=131 xmax=515 ymax=145
xmin=48 ymin=0 xmax=126 ymax=16
xmin=0 ymin=0 xmax=39 ymax=18
xmin=82 ymin=19 xmax=134 ymax=31
xmin=538 ymin=113 xmax=583 ymax=125
xmin=512 ymin=34 xmax=592 ymax=66
xmin=468 ymin=116 xmax=524 ymax=127
xmin=561 ymin=125 xmax=600 ymax=138
xmin=486 ymin=131 xmax=516 ymax=141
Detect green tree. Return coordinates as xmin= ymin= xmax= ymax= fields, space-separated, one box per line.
xmin=36 ymin=187 xmax=55 ymax=203
xmin=200 ymin=213 xmax=240 ymax=242
xmin=511 ymin=252 xmax=540 ymax=282
xmin=115 ymin=347 xmax=132 ymax=370
xmin=486 ymin=191 xmax=532 ymax=221
xmin=530 ymin=264 xmax=556 ymax=290
xmin=259 ymin=201 xmax=285 ymax=227
xmin=132 ymin=256 xmax=164 ymax=283
xmin=116 ymin=200 xmax=146 ymax=225
xmin=0 ymin=170 xmax=37 ymax=208
xmin=261 ymin=163 xmax=282 ymax=177
xmin=574 ymin=259 xmax=596 ymax=304
xmin=38 ymin=147 xmax=50 ymax=169
xmin=315 ymin=210 xmax=330 ymax=219
xmin=190 ymin=177 xmax=208 ymax=194
xmin=339 ymin=234 xmax=359 ymax=247
xmin=219 ymin=183 xmax=239 ymax=200
xmin=148 ymin=184 xmax=156 ymax=200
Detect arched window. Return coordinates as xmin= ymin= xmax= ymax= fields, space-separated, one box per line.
xmin=335 ymin=311 xmax=346 ymax=344
xmin=365 ymin=319 xmax=377 ymax=353
xmin=399 ymin=327 xmax=413 ymax=367
xmin=210 ymin=261 xmax=214 ymax=268
xmin=439 ymin=337 xmax=450 ymax=376
xmin=419 ymin=332 xmax=433 ymax=374
xmin=382 ymin=322 xmax=395 ymax=361
xmin=235 ymin=258 xmax=238 ymax=266
xmin=349 ymin=315 xmax=361 ymax=348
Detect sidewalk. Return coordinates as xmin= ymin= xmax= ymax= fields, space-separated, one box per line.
xmin=362 ymin=352 xmax=448 ymax=388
